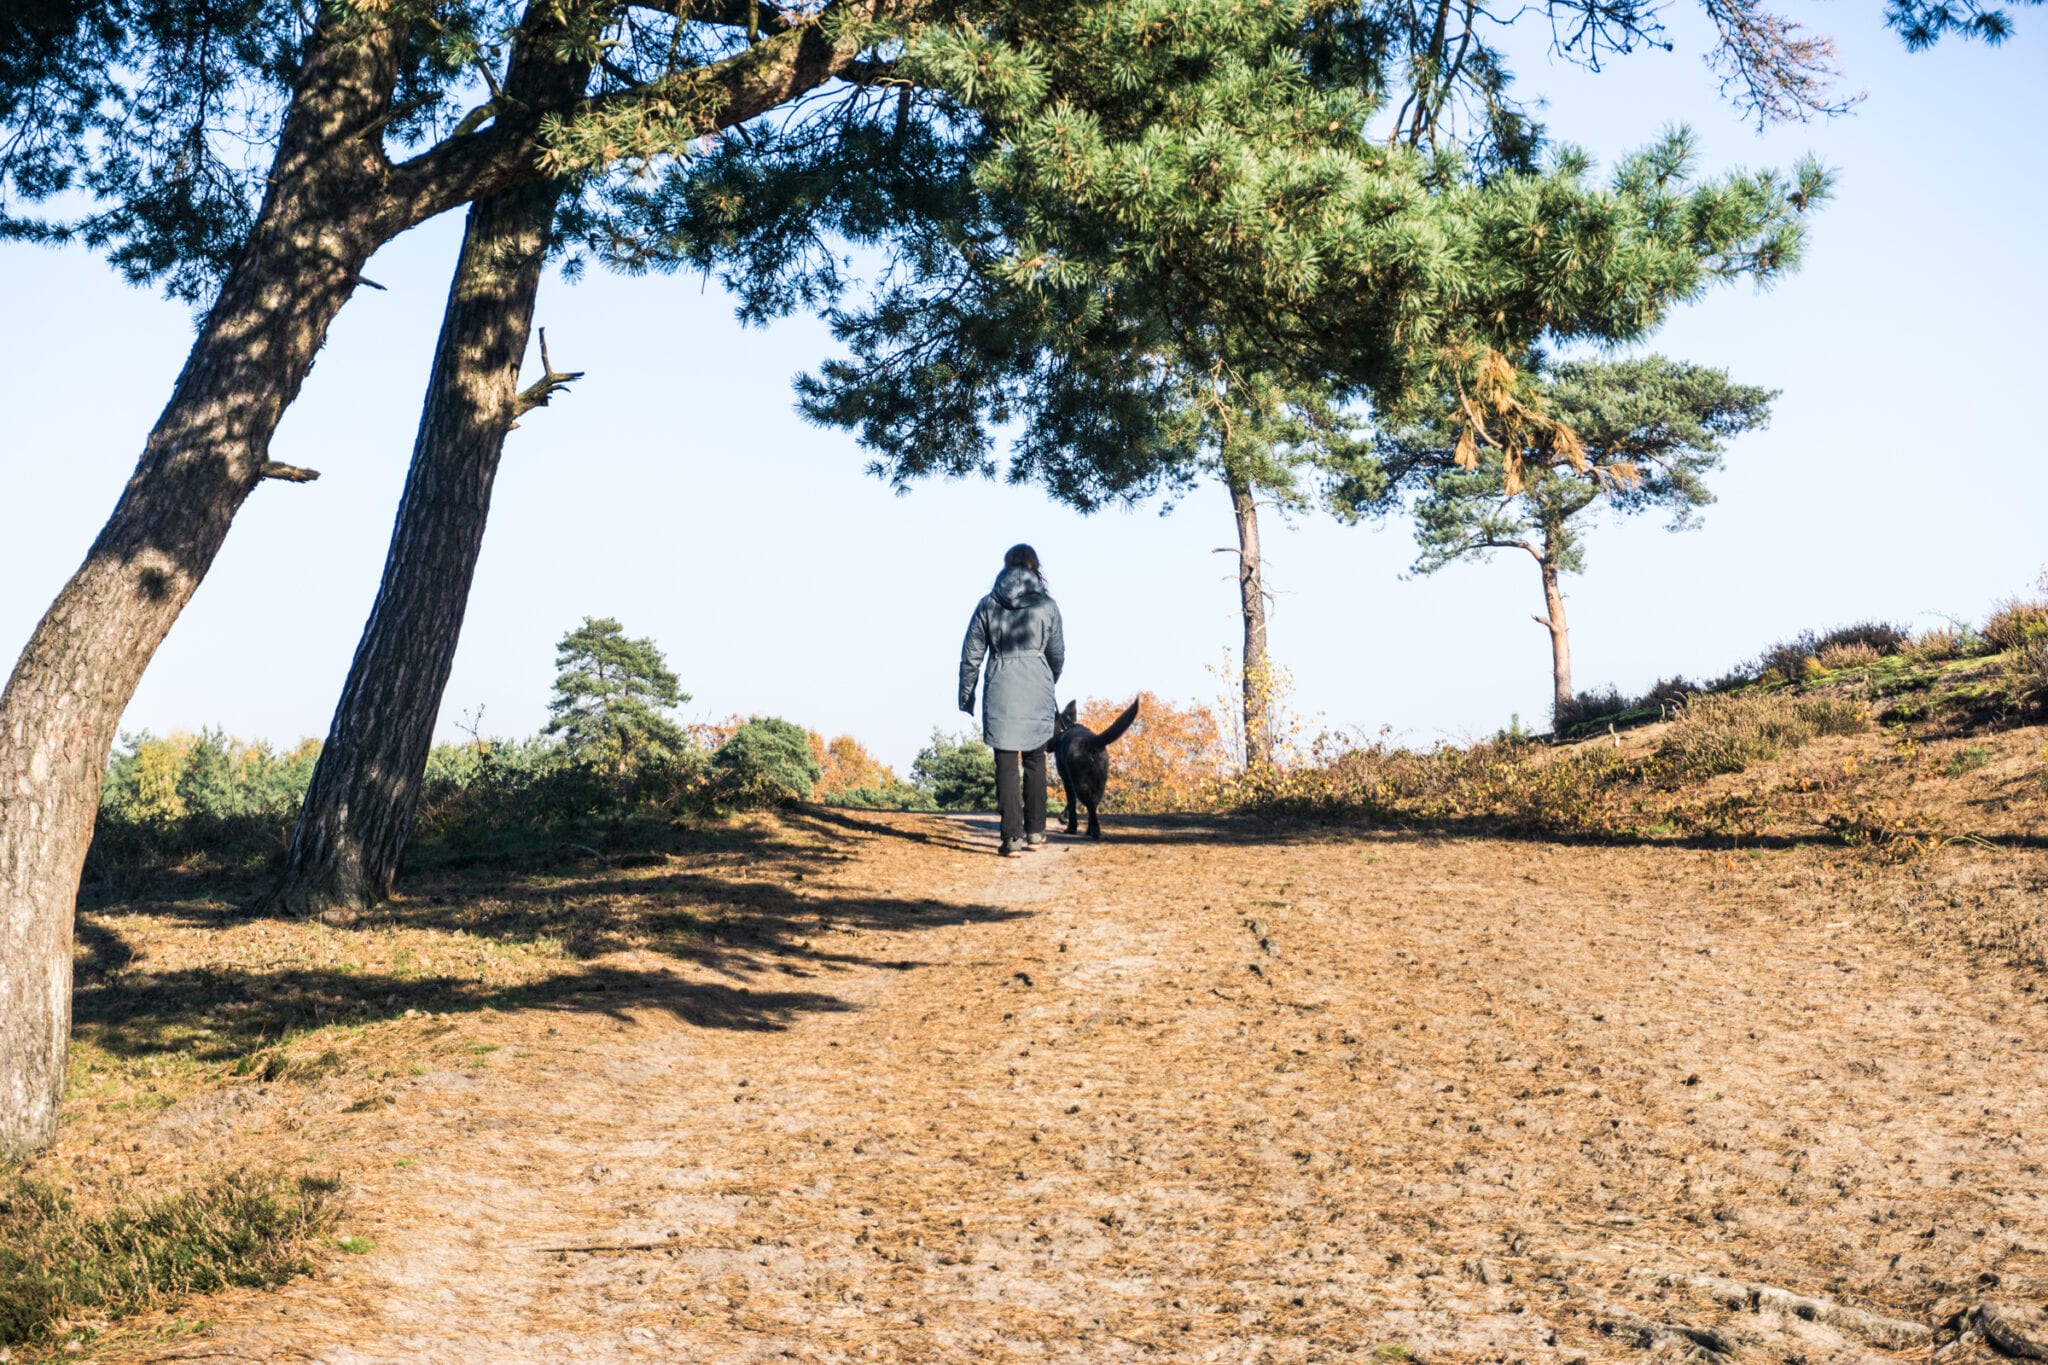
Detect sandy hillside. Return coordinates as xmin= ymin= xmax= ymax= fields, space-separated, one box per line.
xmin=25 ymin=805 xmax=2048 ymax=1363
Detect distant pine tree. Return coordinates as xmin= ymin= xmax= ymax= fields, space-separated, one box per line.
xmin=1380 ymin=356 xmax=1775 ymax=726
xmin=545 ymin=618 xmax=691 ymax=775
xmin=912 ymin=733 xmax=999 ymax=812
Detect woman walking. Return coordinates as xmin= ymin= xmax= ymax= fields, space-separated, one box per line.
xmin=959 ymin=544 xmax=1066 ymax=857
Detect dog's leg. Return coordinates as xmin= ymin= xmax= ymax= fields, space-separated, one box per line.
xmin=1087 ymin=800 xmax=1101 ymax=840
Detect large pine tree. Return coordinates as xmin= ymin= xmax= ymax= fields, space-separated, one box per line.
xmin=633 ymin=43 xmax=1828 ymax=759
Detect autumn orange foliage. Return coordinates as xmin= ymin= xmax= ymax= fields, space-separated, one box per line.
xmin=810 ymin=732 xmax=900 ymax=798
xmin=1071 ymin=691 xmax=1235 ymax=812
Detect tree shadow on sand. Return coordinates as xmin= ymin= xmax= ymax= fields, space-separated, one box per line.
xmin=72 ymin=813 xmax=1021 ymax=1065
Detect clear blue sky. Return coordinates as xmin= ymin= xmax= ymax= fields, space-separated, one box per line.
xmin=2 ymin=8 xmax=2043 ymax=772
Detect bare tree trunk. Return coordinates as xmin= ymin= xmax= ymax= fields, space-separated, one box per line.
xmin=1228 ymin=474 xmax=1273 ymax=768
xmin=0 ymin=18 xmax=407 ymax=1160
xmin=1540 ymin=558 xmax=1573 ymax=725
xmin=269 ymin=37 xmax=591 ymax=920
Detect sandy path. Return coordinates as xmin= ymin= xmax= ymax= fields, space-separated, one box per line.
xmin=112 ymin=814 xmax=2048 ymax=1363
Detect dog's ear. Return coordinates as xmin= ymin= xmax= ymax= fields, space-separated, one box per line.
xmin=1061 ymin=700 xmax=1078 ymax=721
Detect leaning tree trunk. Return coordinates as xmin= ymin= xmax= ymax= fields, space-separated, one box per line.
xmin=0 ymin=18 xmax=407 ymax=1159
xmin=269 ymin=39 xmax=592 ymax=920
xmin=1538 ymin=558 xmax=1573 ymax=725
xmin=1227 ymin=474 xmax=1274 ymax=768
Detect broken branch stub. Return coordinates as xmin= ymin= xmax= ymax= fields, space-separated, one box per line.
xmin=511 ymin=327 xmax=585 ymax=420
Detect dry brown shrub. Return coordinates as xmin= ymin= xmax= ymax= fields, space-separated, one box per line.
xmin=689 ymin=715 xmax=744 ymax=753
xmin=2005 ymin=635 xmax=2048 ymax=711
xmin=1659 ymin=691 xmax=1868 ymax=778
xmin=1815 ymin=639 xmax=1880 ymax=670
xmin=1076 ymin=692 xmax=1234 ymax=813
xmin=1902 ymin=626 xmax=1965 ymax=664
xmin=1219 ymin=735 xmax=1627 ymax=835
xmin=1985 ymin=598 xmax=2048 ymax=653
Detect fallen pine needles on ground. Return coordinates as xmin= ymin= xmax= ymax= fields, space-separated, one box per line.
xmin=0 ymin=1167 xmax=340 ymax=1350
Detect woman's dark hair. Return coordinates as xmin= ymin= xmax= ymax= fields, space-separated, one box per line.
xmin=1003 ymin=543 xmax=1043 ymax=582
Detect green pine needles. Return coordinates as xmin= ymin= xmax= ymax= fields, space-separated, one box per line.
xmin=619 ymin=0 xmax=1831 ymax=513
xmin=545 ymin=617 xmax=691 ymax=774
xmin=1377 ymin=355 xmax=1778 ymax=721
xmin=711 ymin=717 xmax=823 ymax=808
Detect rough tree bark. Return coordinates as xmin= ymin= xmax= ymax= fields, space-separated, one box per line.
xmin=1538 ymin=557 xmax=1573 ymax=724
xmin=0 ymin=17 xmax=410 ymax=1159
xmin=1227 ymin=473 xmax=1273 ymax=768
xmin=268 ymin=38 xmax=592 ymax=921
xmin=0 ymin=6 xmax=866 ymax=1157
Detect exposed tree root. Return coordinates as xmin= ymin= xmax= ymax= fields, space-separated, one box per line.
xmin=1592 ymin=1302 xmax=1737 ymax=1363
xmin=1937 ymin=1303 xmax=2048 ymax=1360
xmin=1628 ymin=1267 xmax=1933 ymax=1349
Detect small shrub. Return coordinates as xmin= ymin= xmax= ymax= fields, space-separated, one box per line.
xmin=1799 ymin=696 xmax=1871 ymax=737
xmin=0 ymin=1169 xmax=339 ymax=1347
xmin=413 ymin=738 xmax=706 ymax=839
xmin=1813 ymin=621 xmax=1911 ymax=657
xmin=911 ymin=731 xmax=998 ymax=811
xmin=1750 ymin=622 xmax=1908 ymax=685
xmin=1753 ymin=631 xmax=1817 ymax=684
xmin=1984 ymin=598 xmax=2048 ymax=653
xmin=1944 ymin=745 xmax=1992 ymax=777
xmin=827 ymin=782 xmax=938 ymax=811
xmin=1552 ymin=678 xmax=1701 ymax=738
xmin=1658 ymin=692 xmax=1869 ymax=778
xmin=1903 ymin=626 xmax=1966 ymax=664
xmin=1639 ymin=676 xmax=1703 ymax=711
xmin=711 ymin=717 xmax=822 ymax=809
xmin=2005 ymin=633 xmax=2048 ymax=711
xmin=1815 ymin=639 xmax=1880 ymax=671
xmin=1553 ymin=686 xmax=1630 ymax=732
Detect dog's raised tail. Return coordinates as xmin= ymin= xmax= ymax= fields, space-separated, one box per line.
xmin=1096 ymin=698 xmax=1141 ymax=747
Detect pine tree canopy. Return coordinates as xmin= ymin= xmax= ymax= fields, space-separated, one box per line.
xmin=4 ymin=0 xmax=2014 ymax=306
xmin=618 ymin=0 xmax=1829 ymax=515
xmin=545 ymin=615 xmax=691 ymax=765
xmin=0 ymin=0 xmax=931 ymax=303
xmin=1381 ymin=355 xmax=1776 ymax=576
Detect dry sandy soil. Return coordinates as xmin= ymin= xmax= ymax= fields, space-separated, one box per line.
xmin=32 ymin=806 xmax=2048 ymax=1363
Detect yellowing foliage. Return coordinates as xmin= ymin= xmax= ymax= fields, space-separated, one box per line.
xmin=127 ymin=736 xmax=192 ymax=824
xmin=810 ymin=733 xmax=901 ymax=798
xmin=1072 ymin=692 xmax=1235 ymax=812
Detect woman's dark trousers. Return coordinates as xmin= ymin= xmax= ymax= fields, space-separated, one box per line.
xmin=995 ymin=748 xmax=1047 ymax=845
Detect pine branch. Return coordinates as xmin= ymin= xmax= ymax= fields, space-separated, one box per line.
xmin=373 ymin=19 xmax=873 ymax=239
xmin=511 ymin=329 xmax=585 ymax=421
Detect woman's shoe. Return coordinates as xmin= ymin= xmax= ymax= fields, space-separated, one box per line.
xmin=1022 ymin=834 xmax=1046 ymax=851
xmin=999 ymin=840 xmax=1021 ymax=857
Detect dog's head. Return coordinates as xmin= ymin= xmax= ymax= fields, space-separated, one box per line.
xmin=1053 ymin=700 xmax=1079 ymax=739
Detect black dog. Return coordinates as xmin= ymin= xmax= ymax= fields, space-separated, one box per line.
xmin=1051 ymin=698 xmax=1139 ymax=839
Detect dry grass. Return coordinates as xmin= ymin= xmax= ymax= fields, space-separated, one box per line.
xmin=0 ymin=1168 xmax=338 ymax=1350
xmin=1901 ymin=626 xmax=1969 ymax=664
xmin=1984 ymin=597 xmax=2048 ymax=653
xmin=1816 ymin=639 xmax=1881 ymax=670
xmin=1658 ymin=691 xmax=1870 ymax=778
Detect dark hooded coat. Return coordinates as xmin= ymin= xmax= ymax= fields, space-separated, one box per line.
xmin=959 ymin=565 xmax=1066 ymax=751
